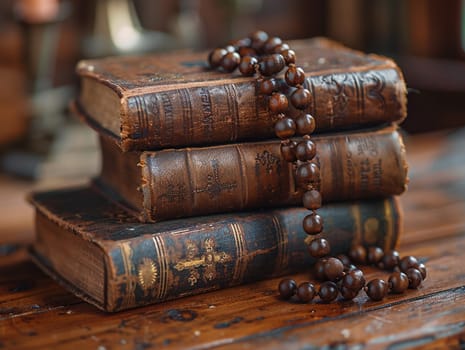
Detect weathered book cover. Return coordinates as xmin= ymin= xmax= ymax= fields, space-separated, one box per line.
xmin=98 ymin=124 xmax=408 ymax=222
xmin=30 ymin=187 xmax=402 ymax=312
xmin=74 ymin=37 xmax=407 ymax=151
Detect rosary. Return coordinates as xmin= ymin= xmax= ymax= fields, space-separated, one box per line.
xmin=208 ymin=30 xmax=426 ymax=303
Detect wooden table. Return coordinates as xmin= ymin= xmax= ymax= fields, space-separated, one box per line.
xmin=1 ymin=129 xmax=465 ymax=349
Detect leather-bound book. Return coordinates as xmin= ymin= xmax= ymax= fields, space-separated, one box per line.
xmin=97 ymin=124 xmax=408 ymax=222
xmin=30 ymin=187 xmax=402 ymax=312
xmin=74 ymin=37 xmax=407 ymax=151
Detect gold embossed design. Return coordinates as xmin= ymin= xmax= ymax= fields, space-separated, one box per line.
xmin=174 ymin=238 xmax=232 ymax=286
xmin=363 ymin=217 xmax=381 ymax=246
xmin=137 ymin=258 xmax=158 ymax=294
xmin=151 ymin=236 xmax=169 ymax=300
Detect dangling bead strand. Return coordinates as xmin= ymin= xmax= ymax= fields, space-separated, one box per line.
xmin=208 ymin=31 xmax=426 ymax=303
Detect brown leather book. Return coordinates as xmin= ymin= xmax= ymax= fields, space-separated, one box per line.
xmin=74 ymin=37 xmax=407 ymax=151
xmin=97 ymin=124 xmax=408 ymax=222
xmin=30 ymin=187 xmax=402 ymax=312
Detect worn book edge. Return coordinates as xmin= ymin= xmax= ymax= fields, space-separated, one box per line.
xmin=29 ymin=187 xmax=402 ymax=312
xmin=74 ymin=37 xmax=407 ymax=151
xmin=30 ymin=249 xmax=106 ymax=310
xmin=96 ymin=124 xmax=408 ymax=222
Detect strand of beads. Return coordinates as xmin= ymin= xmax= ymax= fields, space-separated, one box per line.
xmin=208 ymin=30 xmax=426 ymax=304
xmin=279 ymin=245 xmax=427 ymax=303
xmin=208 ymin=29 xmax=324 ymax=245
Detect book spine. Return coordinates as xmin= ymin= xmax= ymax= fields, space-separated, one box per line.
xmin=120 ymin=67 xmax=406 ymax=151
xmin=104 ymin=197 xmax=401 ymax=312
xmin=130 ymin=128 xmax=407 ymax=222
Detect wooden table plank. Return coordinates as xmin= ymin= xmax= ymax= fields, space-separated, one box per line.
xmin=1 ymin=223 xmax=464 ymax=349
xmin=216 ymin=287 xmax=465 ymax=350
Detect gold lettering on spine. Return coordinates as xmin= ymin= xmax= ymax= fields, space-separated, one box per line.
xmin=231 ymin=223 xmax=247 ymax=284
xmin=152 ymin=236 xmax=169 ymax=300
xmin=160 ymin=92 xmax=174 ymax=142
xmin=199 ymin=87 xmax=214 ymax=140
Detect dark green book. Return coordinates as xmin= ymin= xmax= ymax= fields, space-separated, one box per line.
xmin=30 ymin=187 xmax=402 ymax=312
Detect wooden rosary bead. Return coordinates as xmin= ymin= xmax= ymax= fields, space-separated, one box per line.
xmin=280 ymin=141 xmax=297 ymax=162
xmin=278 ymin=278 xmax=297 ymax=299
xmin=366 ymin=279 xmax=388 ymax=301
xmin=380 ymin=250 xmax=400 ymax=270
xmin=307 ymin=237 xmax=329 ymax=258
xmin=295 ymin=114 xmax=316 ymax=135
xmin=208 ymin=48 xmax=227 ymax=68
xmin=323 ymin=257 xmax=345 ymax=282
xmin=342 ymin=268 xmax=365 ymax=292
xmin=273 ymin=43 xmax=290 ymax=54
xmin=259 ymin=78 xmax=278 ymax=95
xmin=259 ymin=54 xmax=286 ymax=76
xmin=239 ymin=56 xmax=258 ymax=76
xmin=295 ymin=139 xmax=316 ymax=161
xmin=367 ymin=246 xmax=384 ymax=265
xmin=297 ymin=282 xmax=316 ymax=302
xmin=238 ymin=46 xmax=257 ymax=57
xmin=274 ymin=117 xmax=296 ymax=139
xmin=336 ymin=254 xmax=352 ymax=268
xmin=302 ymin=189 xmax=321 ymax=210
xmin=285 ymin=65 xmax=306 ymax=86
xmin=295 ymin=162 xmax=319 ymax=188
xmin=417 ymin=263 xmax=427 ymax=280
xmin=290 ymin=87 xmax=312 ymax=109
xmin=388 ymin=271 xmax=409 ymax=293
xmin=319 ymin=281 xmax=339 ymax=302
xmin=340 ymin=286 xmax=359 ymax=301
xmin=228 ymin=37 xmax=251 ymax=50
xmin=281 ymin=49 xmax=296 ymax=65
xmin=344 ymin=264 xmax=358 ymax=273
xmin=263 ymin=37 xmax=283 ymax=53
xmin=349 ymin=245 xmax=367 ymax=264
xmin=269 ymin=93 xmax=289 ymax=113
xmin=399 ymin=255 xmax=420 ymax=273
xmin=250 ymin=30 xmax=269 ymax=52
xmin=224 ymin=45 xmax=236 ymax=53
xmin=314 ymin=258 xmax=328 ymax=280
xmin=303 ymin=213 xmax=324 ymax=236
xmin=406 ymin=268 xmax=423 ymax=289
xmin=221 ymin=52 xmax=241 ymax=72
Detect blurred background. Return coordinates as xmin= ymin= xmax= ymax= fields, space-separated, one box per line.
xmin=0 ymin=0 xmax=465 ymax=244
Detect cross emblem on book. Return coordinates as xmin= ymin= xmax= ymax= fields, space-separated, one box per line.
xmin=194 ymin=159 xmax=237 ymax=198
xmin=255 ymin=150 xmax=281 ymax=174
xmin=174 ymin=238 xmax=232 ymax=286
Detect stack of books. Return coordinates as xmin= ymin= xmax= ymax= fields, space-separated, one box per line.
xmin=30 ymin=38 xmax=408 ymax=312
